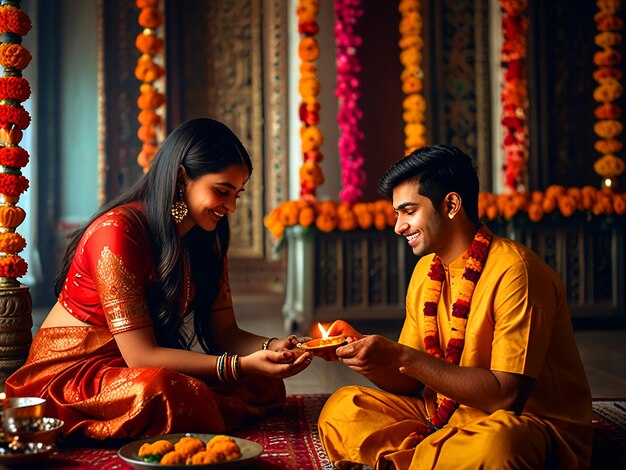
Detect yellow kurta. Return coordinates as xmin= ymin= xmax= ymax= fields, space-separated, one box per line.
xmin=319 ymin=234 xmax=592 ymax=469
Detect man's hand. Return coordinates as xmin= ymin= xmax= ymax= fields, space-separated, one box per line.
xmin=327 ymin=319 xmax=364 ymax=340
xmin=334 ymin=335 xmax=423 ymax=395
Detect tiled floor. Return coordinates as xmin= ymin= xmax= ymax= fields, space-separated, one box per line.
xmin=31 ymin=297 xmax=626 ymax=397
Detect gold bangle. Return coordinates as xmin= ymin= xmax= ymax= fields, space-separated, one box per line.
xmin=262 ymin=337 xmax=278 ymax=350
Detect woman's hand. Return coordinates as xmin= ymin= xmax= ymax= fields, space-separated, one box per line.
xmin=265 ymin=335 xmax=300 ymax=351
xmin=240 ymin=349 xmax=312 ymax=379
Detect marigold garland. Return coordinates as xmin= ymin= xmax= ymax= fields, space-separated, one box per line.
xmin=593 ymin=0 xmax=625 ymax=188
xmin=134 ymin=0 xmax=165 ymax=172
xmin=0 ymin=1 xmax=30 ymax=280
xmin=264 ymin=198 xmax=397 ymax=239
xmin=399 ymin=0 xmax=426 ymax=154
xmin=297 ymin=0 xmax=324 ymax=201
xmin=499 ymin=0 xmax=529 ymax=192
xmin=421 ymin=224 xmax=492 ymax=432
xmin=335 ymin=0 xmax=366 ymax=204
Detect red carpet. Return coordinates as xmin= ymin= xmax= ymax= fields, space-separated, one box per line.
xmin=37 ymin=396 xmax=625 ymax=469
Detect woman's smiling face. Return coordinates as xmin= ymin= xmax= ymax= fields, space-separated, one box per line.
xmin=177 ymin=164 xmax=249 ymax=236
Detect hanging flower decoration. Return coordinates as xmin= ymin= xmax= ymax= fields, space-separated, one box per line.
xmin=335 ymin=0 xmax=366 ymax=204
xmin=0 ymin=0 xmax=31 ymax=280
xmin=592 ymin=0 xmax=625 ymax=189
xmin=499 ymin=0 xmax=529 ymax=193
xmin=297 ymin=0 xmax=324 ymax=201
xmin=399 ymin=0 xmax=426 ymax=154
xmin=135 ymin=0 xmax=165 ymax=172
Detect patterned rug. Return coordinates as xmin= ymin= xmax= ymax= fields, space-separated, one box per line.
xmin=33 ymin=396 xmax=626 ymax=469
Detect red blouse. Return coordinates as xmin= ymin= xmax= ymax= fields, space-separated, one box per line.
xmin=59 ymin=202 xmax=233 ymax=335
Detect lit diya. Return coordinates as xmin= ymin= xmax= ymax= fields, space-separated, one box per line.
xmin=298 ymin=323 xmax=347 ymax=352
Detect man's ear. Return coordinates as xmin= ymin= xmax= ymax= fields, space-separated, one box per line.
xmin=445 ymin=192 xmax=462 ymax=220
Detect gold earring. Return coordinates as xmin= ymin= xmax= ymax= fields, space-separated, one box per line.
xmin=171 ymin=188 xmax=188 ymax=224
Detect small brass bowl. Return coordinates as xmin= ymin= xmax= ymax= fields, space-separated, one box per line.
xmin=2 ymin=397 xmax=46 ymax=420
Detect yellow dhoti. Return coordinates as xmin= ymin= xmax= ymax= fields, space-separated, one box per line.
xmin=319 ymin=386 xmax=562 ymax=470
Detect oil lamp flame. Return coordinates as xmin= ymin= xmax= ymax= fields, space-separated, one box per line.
xmin=318 ymin=323 xmax=330 ymax=339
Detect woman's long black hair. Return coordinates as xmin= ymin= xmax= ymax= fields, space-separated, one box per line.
xmin=55 ymin=118 xmax=253 ymax=352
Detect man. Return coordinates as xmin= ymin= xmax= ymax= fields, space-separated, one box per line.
xmin=318 ymin=145 xmax=592 ymax=469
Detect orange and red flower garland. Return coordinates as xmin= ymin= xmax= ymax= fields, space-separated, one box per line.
xmin=592 ymin=0 xmax=625 ymax=185
xmin=297 ymin=0 xmax=324 ymax=201
xmin=135 ymin=0 xmax=165 ymax=172
xmin=0 ymin=1 xmax=31 ymax=279
xmin=399 ymin=0 xmax=426 ymax=154
xmin=422 ymin=224 xmax=492 ymax=431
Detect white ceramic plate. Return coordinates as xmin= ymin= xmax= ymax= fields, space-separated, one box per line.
xmin=118 ymin=433 xmax=263 ymax=469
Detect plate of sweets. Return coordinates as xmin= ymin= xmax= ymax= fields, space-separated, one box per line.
xmin=298 ymin=323 xmax=347 ymax=353
xmin=118 ymin=433 xmax=263 ymax=469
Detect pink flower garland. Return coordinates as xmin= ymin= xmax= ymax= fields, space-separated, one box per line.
xmin=500 ymin=0 xmax=529 ymax=192
xmin=335 ymin=0 xmax=366 ymax=204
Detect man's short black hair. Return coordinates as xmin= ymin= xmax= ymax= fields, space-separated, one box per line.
xmin=378 ymin=144 xmax=479 ymax=223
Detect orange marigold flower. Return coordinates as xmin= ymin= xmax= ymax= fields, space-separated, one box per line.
xmin=138 ymin=7 xmax=163 ymax=29
xmin=298 ymin=205 xmax=316 ymax=227
xmin=541 ymin=196 xmax=557 ymax=214
xmin=0 ymin=253 xmax=27 ymax=277
xmin=401 ymin=75 xmax=423 ymax=95
xmin=0 ymin=231 xmax=26 ymax=253
xmin=300 ymin=126 xmax=323 ymax=153
xmin=138 ymin=109 xmax=161 ymax=127
xmin=356 ymin=210 xmax=374 ymax=230
xmin=594 ymin=119 xmax=624 ymax=139
xmin=298 ymin=77 xmax=320 ymax=99
xmin=595 ymin=138 xmax=623 ymax=154
xmin=135 ymin=54 xmax=164 ymax=83
xmin=374 ymin=212 xmax=387 ymax=231
xmin=135 ymin=32 xmax=164 ymax=55
xmin=594 ymin=102 xmax=621 ymax=120
xmin=298 ymin=37 xmax=319 ymax=61
xmin=557 ymin=196 xmax=576 ymax=217
xmin=278 ymin=200 xmax=300 ymax=226
xmin=137 ymin=89 xmax=166 ymax=110
xmin=527 ymin=202 xmax=544 ymax=222
xmin=315 ymin=212 xmax=338 ymax=233
xmin=137 ymin=124 xmax=157 ymax=143
xmin=0 ymin=43 xmax=31 ymax=71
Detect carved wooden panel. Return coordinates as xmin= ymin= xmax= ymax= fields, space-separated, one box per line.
xmin=99 ymin=0 xmax=144 ymax=201
xmin=173 ymin=0 xmax=288 ymax=264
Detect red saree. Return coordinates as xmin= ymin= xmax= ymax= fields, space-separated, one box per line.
xmin=4 ymin=203 xmax=286 ymax=439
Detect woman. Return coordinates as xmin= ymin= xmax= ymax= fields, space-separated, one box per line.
xmin=5 ymin=118 xmax=311 ymax=440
